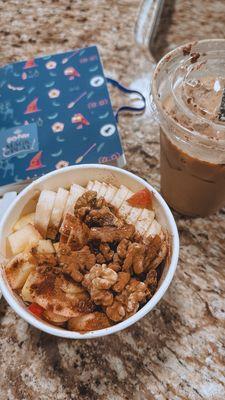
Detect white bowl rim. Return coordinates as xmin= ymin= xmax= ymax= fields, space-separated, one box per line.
xmin=0 ymin=164 xmax=179 ymax=339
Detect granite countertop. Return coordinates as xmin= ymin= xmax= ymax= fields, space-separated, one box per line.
xmin=0 ymin=1 xmax=225 ymax=399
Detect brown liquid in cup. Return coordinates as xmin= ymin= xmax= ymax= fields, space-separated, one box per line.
xmin=160 ymin=129 xmax=225 ymax=216
xmin=152 ymin=40 xmax=225 ymax=216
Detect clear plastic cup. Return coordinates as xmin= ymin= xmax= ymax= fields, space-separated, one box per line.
xmin=152 ymin=39 xmax=225 ymax=217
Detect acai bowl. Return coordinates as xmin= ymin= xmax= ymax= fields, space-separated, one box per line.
xmin=0 ymin=164 xmax=179 ymax=339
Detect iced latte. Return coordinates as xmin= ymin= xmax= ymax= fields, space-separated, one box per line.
xmin=152 ymin=40 xmax=225 ymax=216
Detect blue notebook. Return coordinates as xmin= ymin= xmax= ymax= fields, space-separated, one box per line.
xmin=0 ymin=46 xmax=125 ymax=193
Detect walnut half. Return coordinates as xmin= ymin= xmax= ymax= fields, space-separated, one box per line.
xmin=106 ymin=279 xmax=149 ymax=322
xmin=83 ymin=264 xmax=118 ymax=290
xmin=82 ymin=264 xmax=118 ymax=307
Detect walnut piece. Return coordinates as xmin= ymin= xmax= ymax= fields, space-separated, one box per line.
xmin=145 ymin=269 xmax=157 ymax=295
xmin=67 ymin=220 xmax=89 ymax=250
xmin=99 ymin=243 xmax=114 ymax=261
xmin=150 ymin=239 xmax=168 ymax=270
xmin=58 ymin=245 xmax=96 ymax=282
xmin=117 ymin=239 xmax=129 ymax=259
xmin=108 ymin=262 xmax=121 ymax=272
xmin=77 ymin=206 xmax=91 ymax=219
xmin=106 ymin=279 xmax=148 ymax=322
xmin=113 ymin=272 xmax=130 ymax=293
xmin=113 ymin=253 xmax=122 ymax=265
xmin=125 ymin=280 xmax=148 ymax=313
xmin=90 ymin=287 xmax=113 ymax=306
xmin=59 ymin=213 xmax=76 ymax=237
xmin=122 ymin=242 xmax=145 ymax=274
xmin=89 ymin=224 xmax=135 ymax=243
xmin=75 ymin=190 xmax=97 ymax=210
xmin=144 ymin=235 xmax=162 ymax=271
xmin=96 ymin=253 xmax=106 ymax=264
xmin=106 ymin=300 xmax=126 ymax=322
xmin=83 ymin=264 xmax=118 ymax=290
xmin=85 ymin=206 xmax=121 ymax=227
xmin=59 ymin=214 xmax=89 ymax=250
xmin=82 ymin=264 xmax=118 ymax=307
xmin=132 ymin=244 xmax=145 ymax=274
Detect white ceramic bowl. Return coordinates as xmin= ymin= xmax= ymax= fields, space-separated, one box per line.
xmin=0 ymin=164 xmax=179 ymax=339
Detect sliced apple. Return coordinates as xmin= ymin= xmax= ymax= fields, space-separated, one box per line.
xmin=36 ymin=239 xmax=55 ymax=254
xmin=6 ymin=255 xmax=35 ymax=290
xmin=13 ymin=212 xmax=35 ymax=232
xmin=8 ymin=224 xmax=42 ymax=255
xmin=21 ymin=271 xmax=38 ymax=302
xmin=68 ymin=312 xmax=110 ymax=331
xmin=43 ymin=309 xmax=69 ymax=324
xmin=61 ymin=280 xmax=85 ymax=295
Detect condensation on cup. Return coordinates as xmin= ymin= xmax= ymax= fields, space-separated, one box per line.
xmin=151 ymin=39 xmax=225 ymax=217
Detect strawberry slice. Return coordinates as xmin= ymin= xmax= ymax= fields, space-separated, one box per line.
xmin=127 ymin=188 xmax=153 ymax=210
xmin=28 ymin=303 xmax=44 ymax=318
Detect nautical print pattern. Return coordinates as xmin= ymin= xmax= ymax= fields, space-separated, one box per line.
xmin=0 ymin=46 xmax=124 ymax=187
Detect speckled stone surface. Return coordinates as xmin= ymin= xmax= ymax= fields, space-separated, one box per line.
xmin=0 ymin=1 xmax=225 ymax=399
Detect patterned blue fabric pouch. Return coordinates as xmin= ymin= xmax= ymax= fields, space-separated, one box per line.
xmin=0 ymin=46 xmax=145 ymax=194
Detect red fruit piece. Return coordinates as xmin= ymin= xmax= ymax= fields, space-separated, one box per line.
xmin=127 ymin=188 xmax=153 ymax=209
xmin=28 ymin=303 xmax=44 ymax=317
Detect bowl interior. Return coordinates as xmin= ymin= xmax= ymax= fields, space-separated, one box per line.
xmin=0 ymin=165 xmax=179 ymax=339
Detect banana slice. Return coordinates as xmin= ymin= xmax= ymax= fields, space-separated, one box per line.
xmin=98 ymin=182 xmax=108 ymax=198
xmin=47 ymin=187 xmax=69 ymax=239
xmin=104 ymin=184 xmax=117 ymax=202
xmin=92 ymin=180 xmax=102 ymax=197
xmin=8 ymin=224 xmax=42 ymax=255
xmin=64 ymin=184 xmax=85 ymax=216
xmin=118 ymin=190 xmax=133 ymax=217
xmin=126 ymin=207 xmax=142 ymax=225
xmin=64 ymin=194 xmax=76 ymax=216
xmin=146 ymin=219 xmax=162 ymax=238
xmin=111 ymin=185 xmax=130 ymax=208
xmin=136 ymin=209 xmax=155 ymax=236
xmin=86 ymin=181 xmax=94 ymax=190
xmin=70 ymin=184 xmax=85 ymax=197
xmin=13 ymin=212 xmax=35 ymax=232
xmin=34 ymin=190 xmax=56 ymax=238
